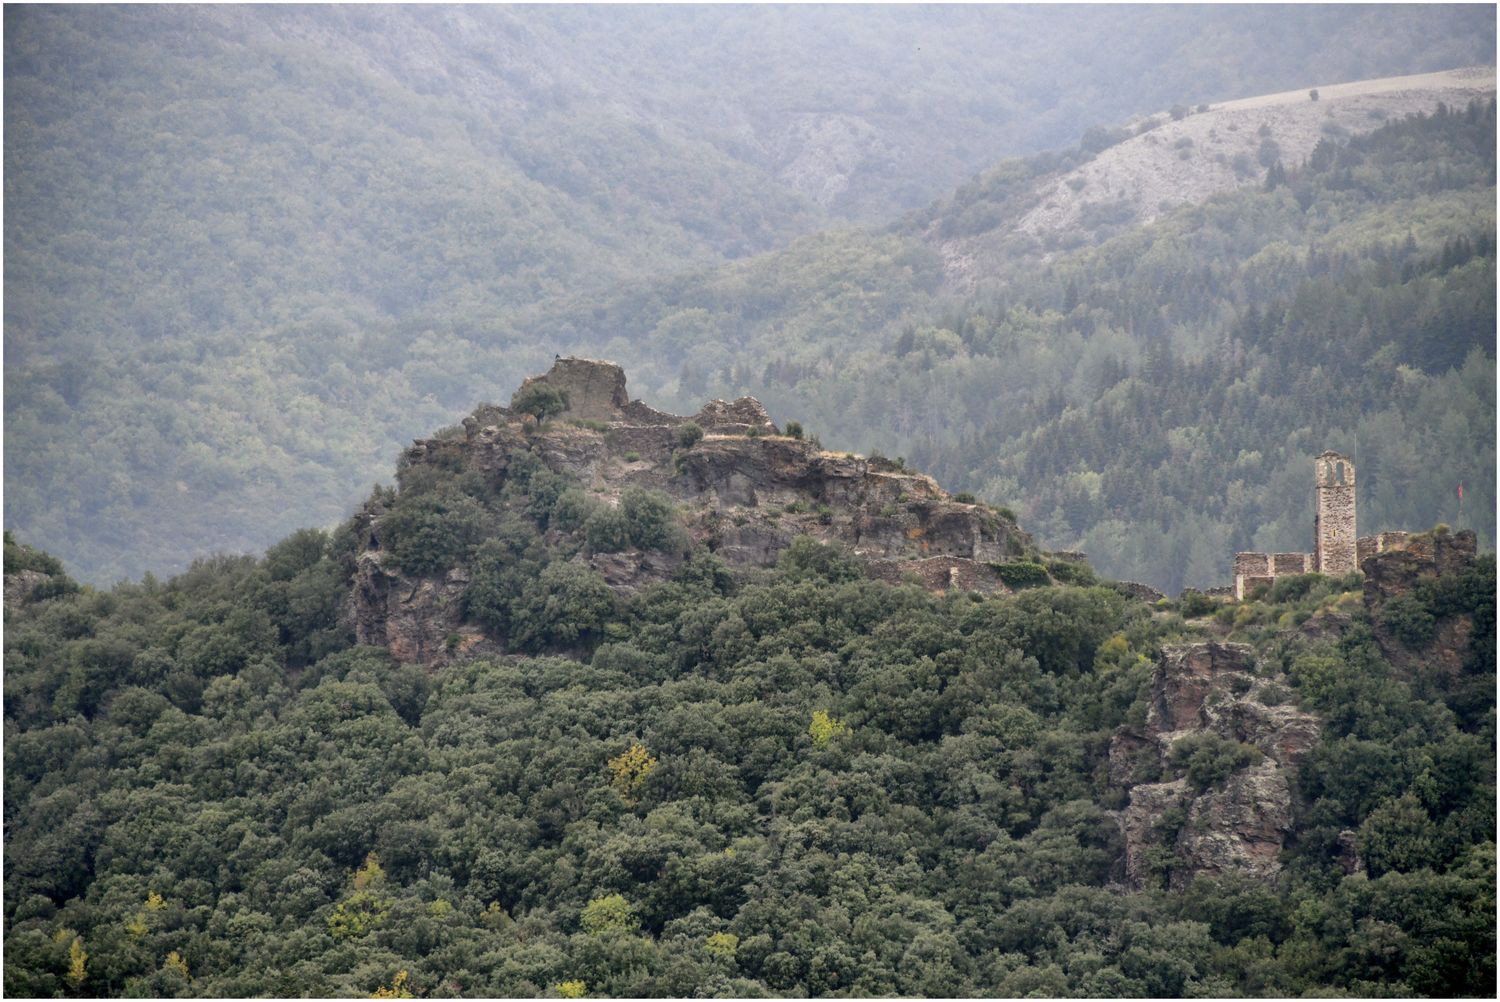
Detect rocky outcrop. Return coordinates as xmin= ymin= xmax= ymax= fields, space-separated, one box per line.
xmin=3 ymin=569 xmax=53 ymax=609
xmin=1362 ymin=529 xmax=1479 ymax=680
xmin=512 ymin=356 xmax=633 ymax=423
xmin=352 ymin=358 xmax=1046 ymax=666
xmin=1110 ymin=642 xmax=1321 ymax=889
xmin=351 ymin=551 xmax=494 ymax=667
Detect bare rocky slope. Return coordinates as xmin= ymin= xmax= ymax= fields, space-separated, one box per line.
xmin=348 ymin=358 xmax=1052 ymax=666
xmin=937 ymin=66 xmax=1497 ymax=288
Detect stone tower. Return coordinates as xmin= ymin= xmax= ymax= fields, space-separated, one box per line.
xmin=1314 ymin=450 xmax=1356 ymax=574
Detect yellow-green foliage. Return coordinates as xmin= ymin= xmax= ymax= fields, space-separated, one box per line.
xmin=555 ymin=979 xmax=587 ymax=998
xmin=704 ymin=931 xmax=739 ymax=960
xmin=371 ymin=970 xmax=413 ymax=999
xmin=65 ymin=935 xmax=87 ymax=991
xmin=809 ymin=709 xmax=849 ymax=747
xmin=607 ymin=743 xmax=657 ymax=803
xmin=328 ymin=853 xmax=394 ymax=939
xmin=164 ymin=951 xmax=190 ymax=979
xmin=580 ymin=894 xmax=638 ymax=935
xmin=482 ymin=902 xmax=513 ymax=930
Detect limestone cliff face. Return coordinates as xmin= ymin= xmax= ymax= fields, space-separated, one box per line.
xmin=1110 ymin=642 xmax=1322 ymax=889
xmin=350 ymin=358 xmax=1036 ymax=666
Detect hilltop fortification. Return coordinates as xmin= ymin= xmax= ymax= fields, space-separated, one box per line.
xmin=349 ymin=358 xmax=1047 ymax=665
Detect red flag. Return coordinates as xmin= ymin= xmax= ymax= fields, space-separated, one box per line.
xmin=1458 ymin=482 xmax=1464 ymax=500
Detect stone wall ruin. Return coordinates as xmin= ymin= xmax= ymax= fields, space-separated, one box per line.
xmin=1232 ymin=450 xmax=1413 ymax=598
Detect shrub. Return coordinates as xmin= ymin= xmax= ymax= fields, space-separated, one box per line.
xmin=1177 ymin=589 xmax=1217 ymax=618
xmin=784 ymin=420 xmax=803 ymax=439
xmin=1383 ymin=593 xmax=1436 ymax=647
xmin=994 ymin=561 xmax=1051 ymax=589
xmin=1268 ymin=573 xmax=1320 ymax=604
xmin=622 ymin=451 xmax=640 ymax=463
xmin=549 ymin=488 xmax=597 ymax=533
xmin=379 ymin=489 xmax=491 ymax=576
xmin=954 ymin=492 xmax=977 ymax=504
xmin=1257 ymin=682 xmax=1289 ymax=706
xmin=584 ymin=505 xmax=631 ymax=553
xmin=777 ymin=536 xmax=863 ymax=583
xmin=509 ymin=562 xmax=616 ymax=651
xmin=1047 ymin=560 xmax=1099 ymax=587
xmin=676 ymin=422 xmax=704 ymax=449
xmin=1169 ymin=733 xmax=1263 ymax=791
xmin=512 ymin=382 xmax=569 ymax=422
xmin=3 ymin=532 xmax=66 ymax=577
xmin=620 ymin=488 xmax=677 ymax=551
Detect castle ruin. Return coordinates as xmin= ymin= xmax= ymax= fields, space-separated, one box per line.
xmin=1233 ymin=450 xmax=1411 ymax=599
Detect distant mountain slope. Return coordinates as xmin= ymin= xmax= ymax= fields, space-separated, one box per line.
xmin=537 ymin=98 xmax=1497 ymax=593
xmin=926 ymin=67 xmax=1497 ymax=288
xmin=4 ymin=3 xmax=1496 ymax=583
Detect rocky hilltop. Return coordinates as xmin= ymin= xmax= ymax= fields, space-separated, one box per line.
xmin=349 ymin=358 xmax=1040 ymax=665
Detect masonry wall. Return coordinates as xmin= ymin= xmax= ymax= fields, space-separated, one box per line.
xmin=1358 ymin=531 xmax=1411 ymax=566
xmin=1314 ymin=451 xmax=1357 ymax=574
xmin=1234 ymin=551 xmax=1313 ymax=599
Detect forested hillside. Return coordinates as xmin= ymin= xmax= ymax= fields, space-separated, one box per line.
xmin=4 ymin=424 xmax=1494 ymax=995
xmin=554 ymin=100 xmax=1498 ymax=593
xmin=5 ymin=5 xmax=1496 ymax=584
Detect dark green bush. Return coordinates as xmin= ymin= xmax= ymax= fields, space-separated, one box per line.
xmin=994 ymin=561 xmax=1051 ymax=589
xmin=620 ymin=488 xmax=678 ymax=551
xmin=1169 ymin=733 xmax=1263 ymax=791
xmin=379 ymin=488 xmax=492 ymax=576
xmin=584 ymin=505 xmax=631 ymax=553
xmin=508 ymin=562 xmax=617 ymax=651
xmin=1268 ymin=573 xmax=1321 ymax=603
xmin=677 ymin=422 xmax=704 ymax=449
xmin=3 ymin=532 xmax=67 ymax=577
xmin=1177 ymin=589 xmax=1217 ymax=618
xmin=1048 ymin=560 xmax=1099 ymax=588
xmin=1383 ymin=593 xmax=1436 ymax=647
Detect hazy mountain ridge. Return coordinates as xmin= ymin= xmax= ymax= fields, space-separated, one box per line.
xmin=544 ymin=96 xmax=1496 ymax=593
xmin=929 ymin=67 xmax=1497 ymax=288
xmin=5 ymin=5 xmax=1496 ymax=583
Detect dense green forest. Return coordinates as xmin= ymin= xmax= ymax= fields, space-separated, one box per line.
xmin=4 ymin=430 xmax=1494 ymax=996
xmin=5 ymin=5 xmax=1496 ymax=585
